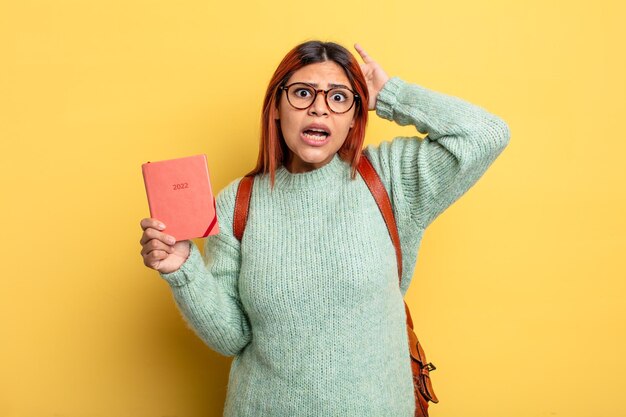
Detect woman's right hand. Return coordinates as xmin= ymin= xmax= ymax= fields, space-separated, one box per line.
xmin=139 ymin=218 xmax=191 ymax=274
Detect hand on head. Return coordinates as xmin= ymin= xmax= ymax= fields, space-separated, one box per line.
xmin=354 ymin=43 xmax=390 ymax=111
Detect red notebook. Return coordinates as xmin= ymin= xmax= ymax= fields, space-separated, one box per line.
xmin=142 ymin=154 xmax=220 ymax=241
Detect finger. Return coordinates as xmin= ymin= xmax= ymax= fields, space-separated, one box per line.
xmin=144 ymin=249 xmax=169 ymax=268
xmin=354 ymin=43 xmax=374 ymax=63
xmin=140 ymin=218 xmax=166 ymax=232
xmin=141 ymin=237 xmax=174 ymax=257
xmin=140 ymin=227 xmax=177 ymax=246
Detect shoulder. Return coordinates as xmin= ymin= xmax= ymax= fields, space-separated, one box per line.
xmin=216 ymin=177 xmax=244 ymax=212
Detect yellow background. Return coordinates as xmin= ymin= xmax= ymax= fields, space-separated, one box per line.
xmin=1 ymin=0 xmax=624 ymax=416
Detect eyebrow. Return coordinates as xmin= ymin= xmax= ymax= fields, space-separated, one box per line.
xmin=297 ymin=82 xmax=351 ymax=89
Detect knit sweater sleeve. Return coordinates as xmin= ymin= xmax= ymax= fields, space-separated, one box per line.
xmin=158 ymin=179 xmax=251 ymax=357
xmin=364 ymin=77 xmax=511 ymax=230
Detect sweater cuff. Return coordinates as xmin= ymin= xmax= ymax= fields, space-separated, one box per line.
xmin=159 ymin=241 xmax=204 ymax=287
xmin=375 ymin=76 xmax=405 ymax=121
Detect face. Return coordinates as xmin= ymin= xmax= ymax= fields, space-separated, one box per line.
xmin=277 ymin=61 xmax=357 ymax=173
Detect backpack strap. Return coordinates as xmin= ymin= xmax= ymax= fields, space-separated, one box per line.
xmin=356 ymin=153 xmax=417 ymax=324
xmin=356 ymin=154 xmax=439 ymax=404
xmin=233 ymin=175 xmax=254 ymax=241
xmin=355 ymin=153 xmax=403 ymax=283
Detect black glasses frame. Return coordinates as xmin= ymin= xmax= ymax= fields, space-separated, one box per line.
xmin=279 ymin=82 xmax=360 ymax=114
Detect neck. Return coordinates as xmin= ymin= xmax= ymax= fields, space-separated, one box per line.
xmin=285 ymin=154 xmax=334 ymax=173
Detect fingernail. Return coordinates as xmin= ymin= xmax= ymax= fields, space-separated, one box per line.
xmin=168 ymin=236 xmax=176 ymax=244
xmin=158 ymin=223 xmax=166 ymax=230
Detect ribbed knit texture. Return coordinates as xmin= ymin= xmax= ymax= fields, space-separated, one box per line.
xmin=160 ymin=77 xmax=510 ymax=416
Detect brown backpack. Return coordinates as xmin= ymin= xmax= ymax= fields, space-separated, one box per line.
xmin=233 ymin=152 xmax=439 ymax=416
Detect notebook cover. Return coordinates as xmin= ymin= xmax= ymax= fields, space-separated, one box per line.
xmin=141 ymin=154 xmax=219 ymax=241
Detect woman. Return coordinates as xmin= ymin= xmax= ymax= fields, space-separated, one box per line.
xmin=139 ymin=40 xmax=510 ymax=416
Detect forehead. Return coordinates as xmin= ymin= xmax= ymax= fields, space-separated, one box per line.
xmin=286 ymin=61 xmax=351 ymax=87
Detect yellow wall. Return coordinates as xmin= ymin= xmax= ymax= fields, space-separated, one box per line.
xmin=1 ymin=0 xmax=624 ymax=416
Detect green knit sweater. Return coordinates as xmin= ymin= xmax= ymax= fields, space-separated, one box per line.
xmin=160 ymin=77 xmax=510 ymax=416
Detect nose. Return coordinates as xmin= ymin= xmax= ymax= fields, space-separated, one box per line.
xmin=308 ymin=90 xmax=329 ymax=116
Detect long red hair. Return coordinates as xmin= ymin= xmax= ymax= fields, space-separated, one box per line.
xmin=245 ymin=41 xmax=369 ymax=188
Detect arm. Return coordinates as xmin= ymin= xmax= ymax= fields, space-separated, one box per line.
xmin=364 ymin=76 xmax=511 ymax=229
xmin=159 ymin=181 xmax=251 ymax=357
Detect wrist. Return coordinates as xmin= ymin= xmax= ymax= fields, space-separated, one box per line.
xmin=372 ymin=77 xmax=391 ymax=110
xmin=375 ymin=77 xmax=404 ymax=120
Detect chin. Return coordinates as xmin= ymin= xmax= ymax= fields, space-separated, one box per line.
xmin=299 ymin=150 xmax=333 ymax=164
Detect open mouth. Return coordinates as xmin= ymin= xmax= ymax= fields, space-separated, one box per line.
xmin=302 ymin=128 xmax=330 ymax=141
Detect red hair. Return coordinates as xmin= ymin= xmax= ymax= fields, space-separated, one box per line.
xmin=245 ymin=41 xmax=369 ymax=189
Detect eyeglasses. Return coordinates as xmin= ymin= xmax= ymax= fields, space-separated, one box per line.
xmin=279 ymin=82 xmax=359 ymax=114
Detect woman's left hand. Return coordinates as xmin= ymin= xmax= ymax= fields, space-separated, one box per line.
xmin=354 ymin=43 xmax=390 ymax=111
